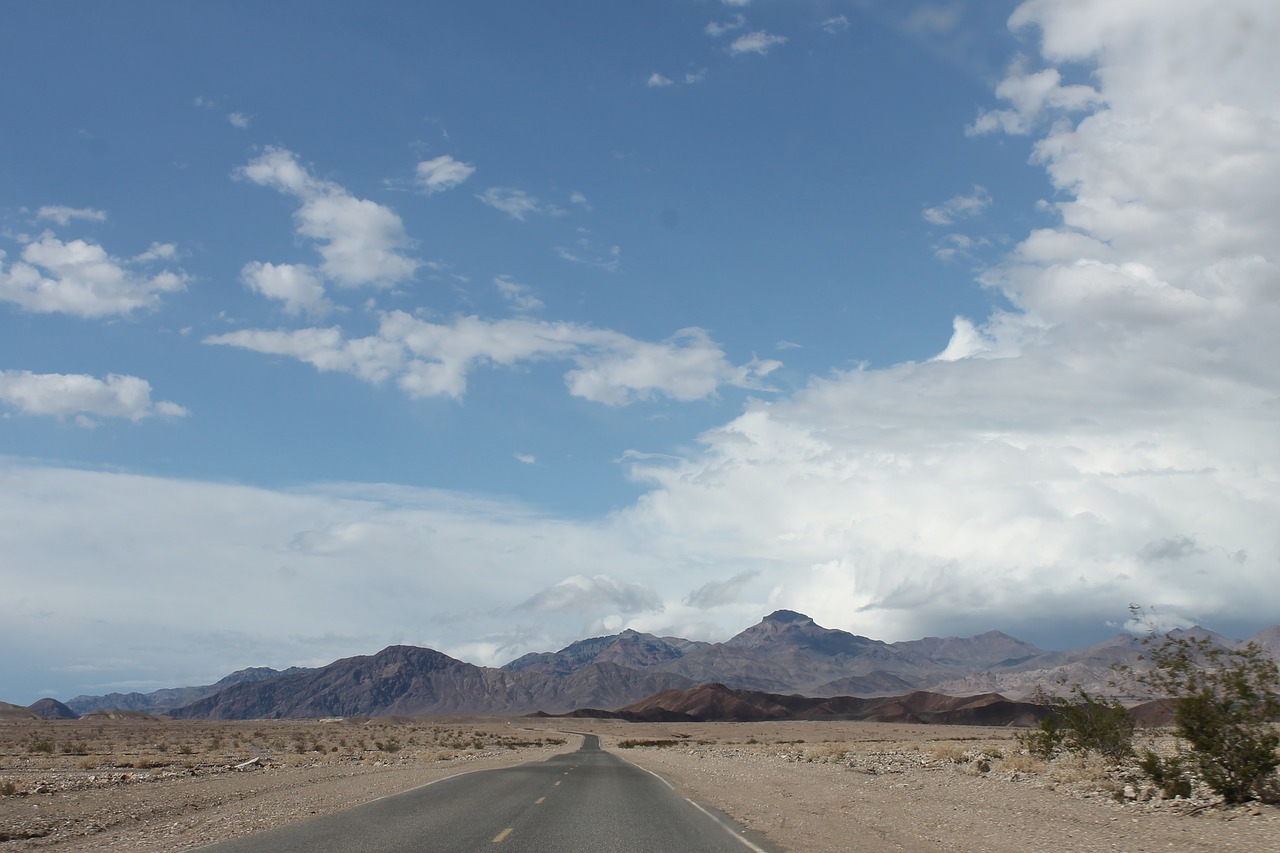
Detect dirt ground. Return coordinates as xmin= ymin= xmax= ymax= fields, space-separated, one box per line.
xmin=1 ymin=716 xmax=1277 ymax=852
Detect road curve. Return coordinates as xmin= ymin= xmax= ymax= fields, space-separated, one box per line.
xmin=193 ymin=734 xmax=774 ymax=853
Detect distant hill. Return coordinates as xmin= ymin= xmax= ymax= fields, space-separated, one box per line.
xmin=0 ymin=701 xmax=40 ymax=721
xmin=45 ymin=611 xmax=1279 ymax=721
xmin=170 ymin=646 xmax=694 ymax=719
xmin=67 ymin=665 xmax=312 ymax=716
xmin=29 ymin=698 xmax=78 ymax=719
xmin=553 ymin=683 xmax=1051 ymax=726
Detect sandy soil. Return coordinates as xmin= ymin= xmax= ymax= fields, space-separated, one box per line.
xmin=2 ymin=717 xmax=1278 ymax=852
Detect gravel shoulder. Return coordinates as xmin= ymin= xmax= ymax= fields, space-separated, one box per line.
xmin=2 ymin=717 xmax=1278 ymax=852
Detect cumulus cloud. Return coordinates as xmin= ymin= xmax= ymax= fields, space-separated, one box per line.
xmin=205 ymin=312 xmax=778 ymax=405
xmin=0 ymin=371 xmax=188 ymax=424
xmin=705 ymin=14 xmax=745 ymax=38
xmin=240 ymin=261 xmax=332 ymax=317
xmin=494 ymin=275 xmax=544 ymax=313
xmin=0 ymin=233 xmax=186 ymax=318
xmin=967 ymin=56 xmax=1102 ymax=136
xmin=647 ymin=72 xmax=674 ymax=88
xmin=10 ymin=0 xmax=1280 ymax=704
xmin=476 ymin=187 xmax=544 ymax=220
xmin=415 ymin=155 xmax=475 ymax=194
xmin=922 ymin=186 xmax=992 ymax=225
xmin=609 ymin=0 xmax=1280 ymax=644
xmin=239 ymin=147 xmax=418 ymax=287
xmin=227 ymin=112 xmax=250 ymax=129
xmin=36 ymin=206 xmax=106 ymax=226
xmin=729 ymin=31 xmax=786 ymax=55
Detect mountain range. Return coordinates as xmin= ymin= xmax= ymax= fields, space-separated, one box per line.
xmin=19 ymin=610 xmax=1279 ymax=721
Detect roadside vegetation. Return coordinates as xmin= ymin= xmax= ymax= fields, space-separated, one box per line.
xmin=1019 ymin=614 xmax=1280 ymax=805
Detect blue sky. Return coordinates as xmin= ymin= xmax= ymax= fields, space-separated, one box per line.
xmin=3 ymin=1 xmax=1278 ymax=705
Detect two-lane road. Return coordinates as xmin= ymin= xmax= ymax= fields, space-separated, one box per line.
xmin=195 ymin=735 xmax=773 ymax=852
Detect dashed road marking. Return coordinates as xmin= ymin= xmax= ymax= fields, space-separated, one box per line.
xmin=535 ymin=796 xmax=546 ymax=804
xmin=492 ymin=827 xmax=513 ymax=843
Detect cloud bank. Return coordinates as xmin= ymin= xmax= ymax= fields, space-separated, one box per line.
xmin=5 ymin=0 xmax=1279 ymax=703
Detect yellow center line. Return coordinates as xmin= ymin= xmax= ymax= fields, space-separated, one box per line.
xmin=492 ymin=827 xmax=513 ymax=843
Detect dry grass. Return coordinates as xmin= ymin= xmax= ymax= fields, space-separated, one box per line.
xmin=0 ymin=717 xmax=567 ymax=798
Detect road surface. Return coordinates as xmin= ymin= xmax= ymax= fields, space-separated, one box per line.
xmin=194 ymin=734 xmax=774 ymax=852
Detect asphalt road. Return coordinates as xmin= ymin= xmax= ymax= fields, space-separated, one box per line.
xmin=194 ymin=735 xmax=773 ymax=852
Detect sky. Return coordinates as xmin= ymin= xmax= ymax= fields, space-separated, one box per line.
xmin=2 ymin=0 xmax=1278 ymax=705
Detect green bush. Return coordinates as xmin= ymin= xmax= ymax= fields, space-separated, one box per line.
xmin=1137 ymin=748 xmax=1192 ymax=799
xmin=1137 ymin=635 xmax=1280 ymax=804
xmin=1021 ymin=687 xmax=1134 ymax=763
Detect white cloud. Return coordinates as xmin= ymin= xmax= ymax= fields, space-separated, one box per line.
xmin=522 ymin=574 xmax=663 ymax=615
xmin=685 ymin=69 xmax=708 ymax=84
xmin=204 ymin=326 xmax=404 ymax=385
xmin=227 ymin=112 xmax=250 ymax=129
xmin=239 ymin=148 xmax=419 ymax=287
xmin=0 ymin=234 xmax=187 ymax=318
xmin=10 ymin=0 xmax=1280 ymax=704
xmin=729 ymin=31 xmax=787 ymax=56
xmin=494 ymin=275 xmax=544 ymax=313
xmin=515 ymin=453 xmax=536 ymax=465
xmin=569 ymin=191 xmax=591 ymax=210
xmin=476 ymin=187 xmax=544 ymax=220
xmin=563 ymin=328 xmax=780 ymax=406
xmin=133 ymin=242 xmax=177 ymax=262
xmin=822 ymin=15 xmax=851 ymax=35
xmin=240 ymin=261 xmax=332 ymax=317
xmin=721 ymin=0 xmax=750 ymax=6
xmin=415 ymin=155 xmax=475 ymax=194
xmin=206 ymin=312 xmax=778 ymax=406
xmin=609 ymin=0 xmax=1280 ymax=645
xmin=0 ymin=371 xmax=188 ymax=423
xmin=36 ymin=206 xmax=106 ymax=226
xmin=647 ymin=72 xmax=674 ymax=88
xmin=922 ymin=185 xmax=992 ymax=225
xmin=968 ymin=56 xmax=1102 ymax=136
xmin=705 ymin=14 xmax=745 ymax=38
xmin=684 ymin=570 xmax=760 ymax=609
xmin=555 ymin=237 xmax=620 ymax=273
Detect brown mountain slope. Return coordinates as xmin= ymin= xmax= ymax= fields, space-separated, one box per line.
xmin=572 ymin=683 xmax=1051 ymax=726
xmin=170 ymin=646 xmax=695 ymax=719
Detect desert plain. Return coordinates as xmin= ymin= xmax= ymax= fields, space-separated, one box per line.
xmin=1 ymin=715 xmax=1278 ymax=852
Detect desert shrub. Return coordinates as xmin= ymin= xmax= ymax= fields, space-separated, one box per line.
xmin=616 ymin=739 xmax=680 ymax=749
xmin=29 ymin=738 xmax=54 ymax=755
xmin=61 ymin=741 xmax=89 ymax=756
xmin=930 ymin=743 xmax=969 ymax=763
xmin=802 ymin=742 xmax=850 ymax=763
xmin=1020 ymin=687 xmax=1134 ymax=763
xmin=1135 ymin=635 xmax=1280 ymax=804
xmin=0 ymin=780 xmax=17 ymax=796
xmin=999 ymin=751 xmax=1045 ymax=773
xmin=1137 ymin=748 xmax=1192 ymax=799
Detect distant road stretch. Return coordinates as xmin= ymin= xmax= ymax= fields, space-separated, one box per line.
xmin=194 ymin=734 xmax=772 ymax=853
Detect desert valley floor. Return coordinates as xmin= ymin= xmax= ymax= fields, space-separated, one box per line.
xmin=1 ymin=716 xmax=1278 ymax=852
